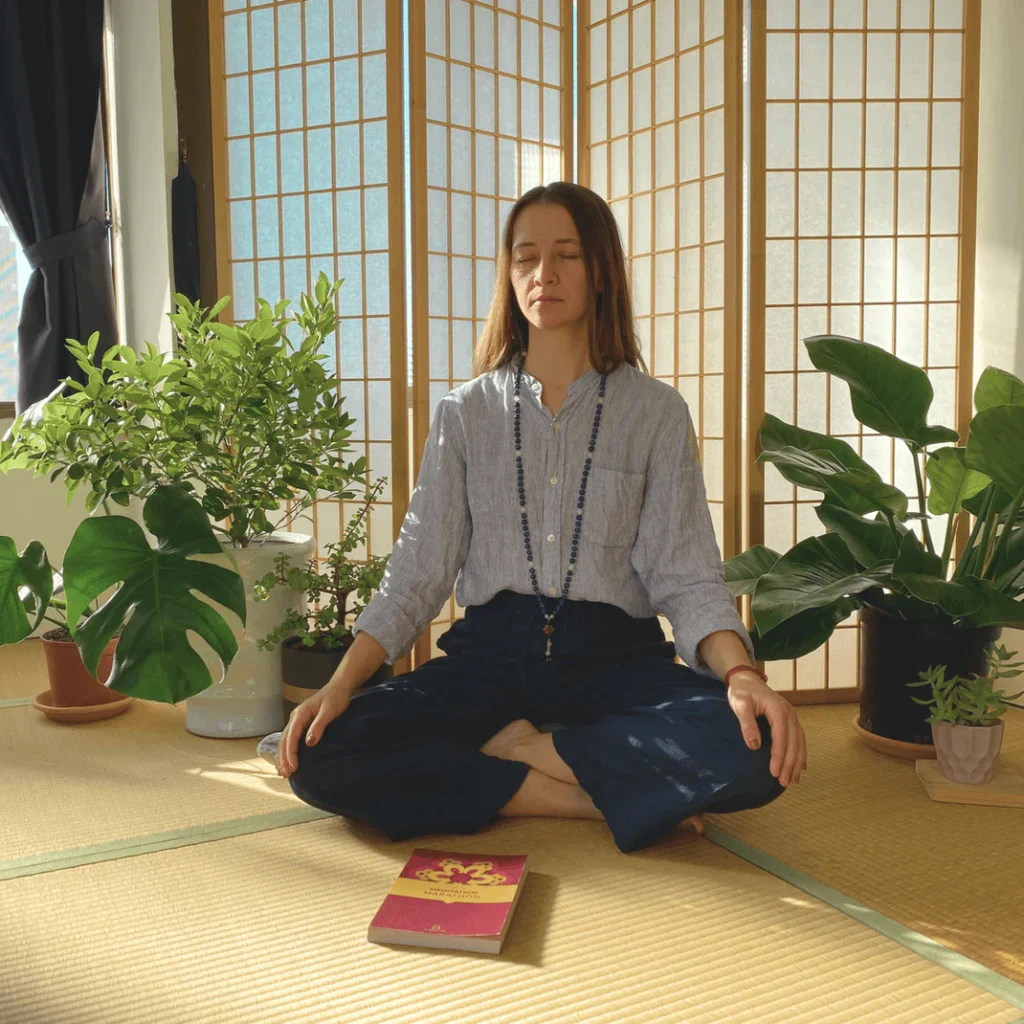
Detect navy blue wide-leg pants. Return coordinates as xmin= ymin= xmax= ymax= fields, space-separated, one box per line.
xmin=288 ymin=591 xmax=785 ymax=853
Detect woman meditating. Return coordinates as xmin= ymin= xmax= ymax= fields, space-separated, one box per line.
xmin=270 ymin=181 xmax=807 ymax=854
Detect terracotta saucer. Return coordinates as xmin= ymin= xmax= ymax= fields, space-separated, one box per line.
xmin=33 ymin=689 xmax=134 ymax=723
xmin=852 ymin=713 xmax=935 ymax=760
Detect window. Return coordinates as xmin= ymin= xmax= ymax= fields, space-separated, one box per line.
xmin=0 ymin=204 xmax=27 ymax=418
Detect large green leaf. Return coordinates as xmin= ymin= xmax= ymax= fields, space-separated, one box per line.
xmin=0 ymin=539 xmax=54 ymax=643
xmin=924 ymin=446 xmax=991 ymax=515
xmin=805 ymin=335 xmax=959 ymax=447
xmin=759 ymin=414 xmax=879 ymax=475
xmin=891 ymin=531 xmax=985 ymax=618
xmin=759 ymin=445 xmax=909 ymax=517
xmin=723 ymin=545 xmax=781 ymax=596
xmin=957 ymin=576 xmax=1024 ymax=628
xmin=751 ymin=533 xmax=893 ymax=636
xmin=63 ymin=485 xmax=247 ymax=703
xmin=815 ymin=505 xmax=902 ymax=565
xmin=752 ymin=597 xmax=862 ymax=661
xmin=965 ymin=405 xmax=1024 ymax=498
xmin=963 ymin=483 xmax=1013 ymax=518
xmin=974 ymin=366 xmax=1024 ymax=412
xmin=990 ymin=526 xmax=1024 ymax=592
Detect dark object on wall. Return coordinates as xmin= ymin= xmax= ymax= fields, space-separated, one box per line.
xmin=171 ymin=138 xmax=201 ymax=304
xmin=0 ymin=0 xmax=117 ymax=414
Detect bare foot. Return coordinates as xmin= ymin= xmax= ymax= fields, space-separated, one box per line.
xmin=675 ymin=813 xmax=705 ymax=834
xmin=480 ymin=718 xmax=541 ymax=760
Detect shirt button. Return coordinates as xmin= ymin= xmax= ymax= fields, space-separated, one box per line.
xmin=550 ymin=475 xmax=557 ymax=485
xmin=547 ymin=534 xmax=555 ymax=542
xmin=553 ymin=422 xmax=561 ymax=431
xmin=548 ymin=587 xmax=557 ymax=596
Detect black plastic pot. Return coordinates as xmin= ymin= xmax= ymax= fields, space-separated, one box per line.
xmin=281 ymin=635 xmax=394 ymax=716
xmin=858 ymin=603 xmax=1001 ymax=745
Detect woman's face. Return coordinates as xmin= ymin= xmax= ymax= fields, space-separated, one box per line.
xmin=508 ymin=202 xmax=589 ymax=335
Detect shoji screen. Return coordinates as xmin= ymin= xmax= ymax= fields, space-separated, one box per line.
xmin=578 ymin=0 xmax=744 ymax=656
xmin=748 ymin=0 xmax=981 ymax=696
xmin=408 ymin=0 xmax=574 ymax=666
xmin=209 ymin=0 xmax=411 ymax=670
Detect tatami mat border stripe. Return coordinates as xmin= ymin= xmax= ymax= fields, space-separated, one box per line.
xmin=0 ymin=807 xmax=335 ymax=882
xmin=703 ymin=821 xmax=1024 ymax=1011
xmin=0 ymin=698 xmax=34 ymax=708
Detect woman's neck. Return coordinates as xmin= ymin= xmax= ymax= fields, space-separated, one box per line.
xmin=521 ymin=329 xmax=594 ymax=391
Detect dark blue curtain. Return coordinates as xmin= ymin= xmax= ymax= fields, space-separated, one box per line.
xmin=0 ymin=0 xmax=117 ymax=413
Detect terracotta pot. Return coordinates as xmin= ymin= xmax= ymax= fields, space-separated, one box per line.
xmin=281 ymin=635 xmax=393 ymax=716
xmin=858 ymin=604 xmax=1000 ymax=747
xmin=41 ymin=636 xmax=125 ymax=708
xmin=931 ymin=721 xmax=1004 ymax=784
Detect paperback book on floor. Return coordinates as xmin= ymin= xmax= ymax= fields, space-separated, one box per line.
xmin=367 ymin=848 xmax=530 ymax=954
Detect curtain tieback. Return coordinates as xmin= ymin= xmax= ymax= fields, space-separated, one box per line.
xmin=23 ymin=217 xmax=109 ymax=271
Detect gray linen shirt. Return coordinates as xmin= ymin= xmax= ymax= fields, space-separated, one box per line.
xmin=351 ymin=359 xmax=754 ymax=676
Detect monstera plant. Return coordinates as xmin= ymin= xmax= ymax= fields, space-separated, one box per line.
xmin=1 ymin=485 xmax=246 ymax=704
xmin=724 ymin=335 xmax=1024 ymax=747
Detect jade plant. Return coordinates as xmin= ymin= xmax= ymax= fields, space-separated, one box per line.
xmin=0 ymin=485 xmax=246 ymax=703
xmin=725 ymin=336 xmax=1024 ymax=660
xmin=254 ymin=478 xmax=390 ymax=652
xmin=908 ymin=645 xmax=1024 ymax=727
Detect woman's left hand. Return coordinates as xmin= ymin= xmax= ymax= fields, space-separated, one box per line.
xmin=725 ymin=671 xmax=807 ymax=787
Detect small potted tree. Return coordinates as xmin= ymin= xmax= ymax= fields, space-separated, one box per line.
xmin=254 ymin=478 xmax=393 ymax=715
xmin=0 ymin=274 xmax=368 ymax=737
xmin=0 ymin=485 xmax=246 ymax=721
xmin=908 ymin=645 xmax=1024 ymax=784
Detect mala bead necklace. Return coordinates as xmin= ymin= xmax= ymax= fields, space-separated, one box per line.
xmin=514 ymin=352 xmax=608 ymax=660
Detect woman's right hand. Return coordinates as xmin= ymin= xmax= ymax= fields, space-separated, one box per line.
xmin=277 ymin=684 xmax=352 ymax=779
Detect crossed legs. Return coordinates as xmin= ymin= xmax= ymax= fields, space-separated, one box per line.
xmin=480 ymin=719 xmax=705 ymax=833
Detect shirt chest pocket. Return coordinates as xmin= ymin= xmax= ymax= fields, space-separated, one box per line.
xmin=581 ymin=466 xmax=647 ymax=548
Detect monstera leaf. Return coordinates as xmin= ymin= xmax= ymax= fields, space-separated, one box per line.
xmin=62 ymin=485 xmax=247 ymax=703
xmin=0 ymin=539 xmax=54 ymax=643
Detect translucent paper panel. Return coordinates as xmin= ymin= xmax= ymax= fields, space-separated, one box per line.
xmin=758 ymin=0 xmax=970 ymax=692
xmin=586 ymin=0 xmax=732 ymax=546
xmin=418 ymin=0 xmax=568 ymax=658
xmin=218 ymin=0 xmax=399 ymax=575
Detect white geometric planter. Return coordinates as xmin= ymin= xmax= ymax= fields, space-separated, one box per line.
xmin=185 ymin=531 xmax=316 ymax=738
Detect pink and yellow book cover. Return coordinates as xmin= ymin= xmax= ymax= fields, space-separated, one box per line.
xmin=369 ymin=848 xmax=529 ymax=937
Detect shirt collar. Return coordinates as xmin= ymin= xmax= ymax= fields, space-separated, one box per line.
xmin=508 ymin=361 xmax=603 ymax=396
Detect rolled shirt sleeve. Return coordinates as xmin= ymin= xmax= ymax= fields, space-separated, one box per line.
xmin=629 ymin=395 xmax=755 ymax=676
xmin=351 ymin=396 xmax=471 ymax=664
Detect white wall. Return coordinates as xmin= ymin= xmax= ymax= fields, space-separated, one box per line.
xmin=0 ymin=0 xmax=178 ymax=632
xmin=975 ymin=0 xmax=1024 ymax=669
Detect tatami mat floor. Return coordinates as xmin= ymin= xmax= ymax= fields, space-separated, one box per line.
xmin=2 ymin=641 xmax=1022 ymax=1024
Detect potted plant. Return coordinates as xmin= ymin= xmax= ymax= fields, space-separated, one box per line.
xmin=0 ymin=485 xmax=246 ymax=720
xmin=908 ymin=645 xmax=1024 ymax=783
xmin=725 ymin=335 xmax=1024 ymax=751
xmin=0 ymin=274 xmax=368 ymax=737
xmin=254 ymin=477 xmax=393 ymax=714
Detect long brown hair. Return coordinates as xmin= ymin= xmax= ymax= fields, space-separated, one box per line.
xmin=472 ymin=182 xmax=649 ymax=378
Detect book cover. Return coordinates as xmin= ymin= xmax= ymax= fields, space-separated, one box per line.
xmin=367 ymin=847 xmax=530 ymax=954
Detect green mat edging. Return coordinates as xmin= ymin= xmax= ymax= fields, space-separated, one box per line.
xmin=0 ymin=806 xmax=336 ymax=882
xmin=703 ymin=821 xmax=1024 ymax=1012
xmin=0 ymin=697 xmax=35 ymax=708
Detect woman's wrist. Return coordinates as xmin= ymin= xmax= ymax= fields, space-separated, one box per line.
xmin=722 ymin=665 xmax=768 ymax=688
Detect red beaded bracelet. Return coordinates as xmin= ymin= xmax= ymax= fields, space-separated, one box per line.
xmin=723 ymin=665 xmax=768 ymax=687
